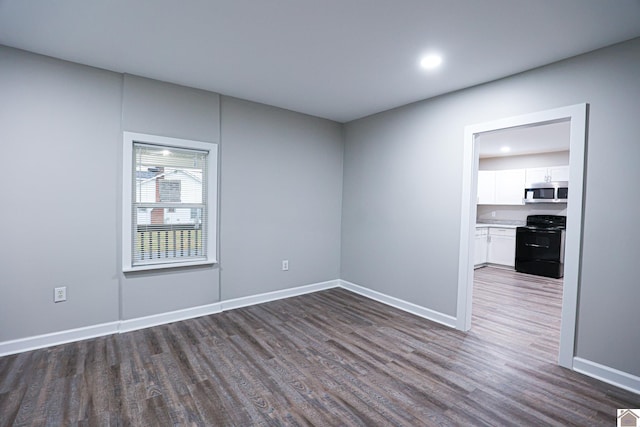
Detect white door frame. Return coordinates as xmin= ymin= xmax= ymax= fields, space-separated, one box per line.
xmin=456 ymin=103 xmax=588 ymax=369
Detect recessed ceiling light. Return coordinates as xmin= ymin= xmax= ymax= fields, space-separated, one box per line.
xmin=162 ymin=149 xmax=171 ymax=156
xmin=420 ymin=54 xmax=443 ymax=70
xmin=500 ymin=146 xmax=511 ymax=153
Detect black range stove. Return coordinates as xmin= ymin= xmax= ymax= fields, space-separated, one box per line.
xmin=515 ymin=215 xmax=566 ymax=278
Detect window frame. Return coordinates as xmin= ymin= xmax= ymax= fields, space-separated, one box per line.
xmin=122 ymin=132 xmax=218 ymax=272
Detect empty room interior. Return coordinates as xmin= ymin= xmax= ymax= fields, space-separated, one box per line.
xmin=1 ymin=1 xmax=640 ymax=425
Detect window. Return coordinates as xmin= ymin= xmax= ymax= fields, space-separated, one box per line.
xmin=122 ymin=132 xmax=218 ymax=271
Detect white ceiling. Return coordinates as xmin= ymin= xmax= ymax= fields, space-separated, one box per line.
xmin=1 ymin=1 xmax=640 ymax=123
xmin=477 ymin=121 xmax=570 ymax=158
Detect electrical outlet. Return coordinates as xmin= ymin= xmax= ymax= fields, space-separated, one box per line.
xmin=491 ymin=211 xmax=496 ymax=217
xmin=282 ymin=260 xmax=289 ymax=271
xmin=54 ymin=286 xmax=67 ymax=303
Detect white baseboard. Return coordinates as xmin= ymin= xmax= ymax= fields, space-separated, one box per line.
xmin=0 ymin=279 xmax=340 ymax=356
xmin=221 ymin=279 xmax=340 ymax=311
xmin=121 ymin=280 xmax=341 ymax=333
xmin=339 ymin=279 xmax=457 ymax=328
xmin=0 ymin=321 xmax=119 ymax=357
xmin=573 ymin=357 xmax=640 ymax=395
xmin=119 ymin=302 xmax=223 ymax=333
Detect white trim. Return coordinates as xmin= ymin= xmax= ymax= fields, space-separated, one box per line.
xmin=0 ymin=321 xmax=119 ymax=357
xmin=560 ymin=106 xmax=587 ymax=368
xmin=221 ymin=280 xmax=340 ymax=311
xmin=573 ymin=357 xmax=640 ymax=396
xmin=119 ymin=302 xmax=222 ymax=333
xmin=122 ymin=259 xmax=215 ymax=273
xmin=121 ymin=131 xmax=219 ymax=272
xmin=0 ymin=279 xmax=338 ymax=356
xmin=340 ymin=280 xmax=457 ymax=328
xmin=457 ymin=104 xmax=587 ymax=369
xmin=457 ymin=122 xmax=477 ymax=331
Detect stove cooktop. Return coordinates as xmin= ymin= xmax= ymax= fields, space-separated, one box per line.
xmin=525 ymin=214 xmax=566 ymax=229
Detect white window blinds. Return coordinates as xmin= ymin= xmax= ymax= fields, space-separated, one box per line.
xmin=131 ymin=143 xmax=208 ymax=267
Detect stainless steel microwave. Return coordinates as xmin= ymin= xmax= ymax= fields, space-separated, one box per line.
xmin=523 ymin=181 xmax=568 ymax=204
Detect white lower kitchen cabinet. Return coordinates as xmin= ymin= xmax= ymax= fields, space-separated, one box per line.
xmin=487 ymin=227 xmax=516 ymax=267
xmin=474 ymin=227 xmax=488 ymax=267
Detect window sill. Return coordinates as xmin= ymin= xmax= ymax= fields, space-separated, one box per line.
xmin=123 ymin=259 xmax=217 ymax=273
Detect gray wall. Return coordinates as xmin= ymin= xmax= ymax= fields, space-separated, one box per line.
xmin=0 ymin=46 xmax=343 ymax=340
xmin=0 ymin=47 xmax=121 ymax=339
xmin=219 ymin=97 xmax=343 ymax=300
xmin=341 ymin=38 xmax=640 ymax=376
xmin=120 ymin=75 xmax=222 ymax=320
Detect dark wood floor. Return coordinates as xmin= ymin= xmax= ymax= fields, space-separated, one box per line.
xmin=1 ymin=268 xmax=638 ymax=426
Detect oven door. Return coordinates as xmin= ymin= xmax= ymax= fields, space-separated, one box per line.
xmin=516 ymin=228 xmax=563 ymax=259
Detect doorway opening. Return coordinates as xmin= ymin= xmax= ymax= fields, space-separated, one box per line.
xmin=456 ymin=104 xmax=588 ymax=369
xmin=472 ymin=121 xmax=570 ymax=364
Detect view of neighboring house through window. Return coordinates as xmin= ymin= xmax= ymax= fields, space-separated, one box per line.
xmin=122 ymin=132 xmax=218 ymax=271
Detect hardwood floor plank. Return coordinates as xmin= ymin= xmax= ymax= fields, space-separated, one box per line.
xmin=0 ymin=391 xmax=21 ymax=426
xmin=140 ymin=395 xmax=172 ymax=426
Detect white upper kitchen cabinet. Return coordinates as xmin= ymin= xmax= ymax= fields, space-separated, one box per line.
xmin=477 ymin=169 xmax=524 ymax=205
xmin=525 ymin=167 xmax=548 ymax=184
xmin=548 ymin=165 xmax=570 ymax=182
xmin=494 ymin=169 xmax=525 ymax=205
xmin=477 ymin=170 xmax=496 ymax=204
xmin=525 ymin=165 xmax=569 ymax=184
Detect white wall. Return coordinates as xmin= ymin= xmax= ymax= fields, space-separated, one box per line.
xmin=476 ymin=204 xmax=567 ymax=224
xmin=476 ymin=204 xmax=567 ymax=225
xmin=341 ymin=38 xmax=640 ymax=377
xmin=479 ymin=151 xmax=570 ymax=170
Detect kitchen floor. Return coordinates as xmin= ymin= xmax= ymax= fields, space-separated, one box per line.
xmin=472 ymin=265 xmax=563 ymax=361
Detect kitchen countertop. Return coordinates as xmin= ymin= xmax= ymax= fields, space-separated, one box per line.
xmin=475 ymin=223 xmax=521 ymax=229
